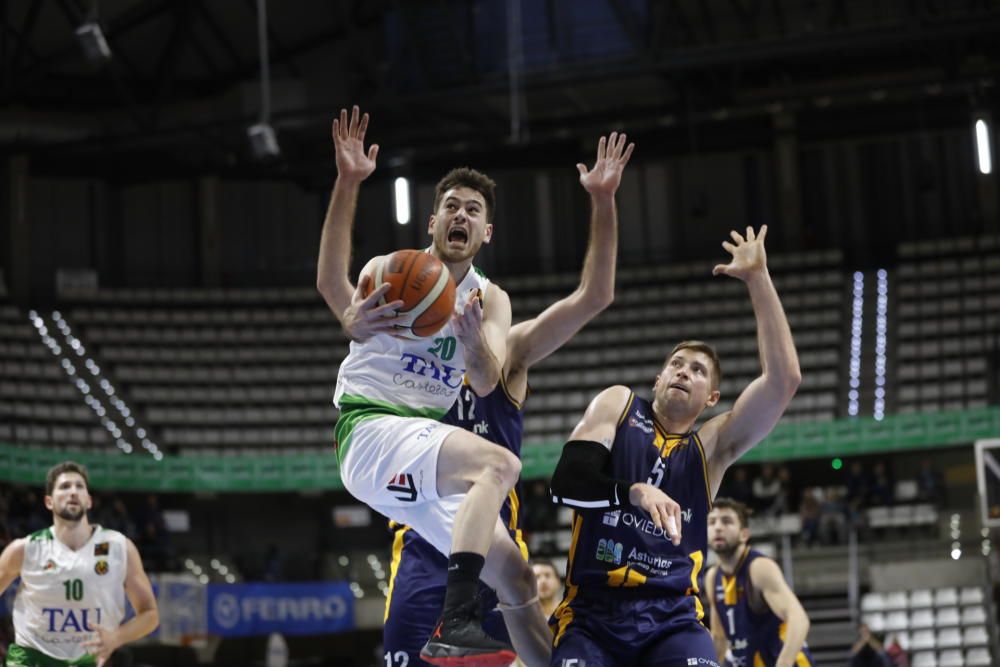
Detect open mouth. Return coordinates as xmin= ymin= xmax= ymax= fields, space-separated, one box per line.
xmin=447 ymin=227 xmax=469 ymax=244
xmin=669 ymin=383 xmax=689 ymax=394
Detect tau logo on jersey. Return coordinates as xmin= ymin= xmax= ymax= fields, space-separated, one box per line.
xmin=628 ymin=415 xmax=654 ymax=434
xmin=602 ymin=510 xmax=621 ymax=527
xmin=94 ymin=560 xmax=109 ymax=576
xmin=42 ymin=559 xmax=56 ymax=571
xmin=94 ymin=542 xmax=109 ymax=556
xmin=41 ymin=607 xmax=103 ymax=633
xmin=386 ymin=473 xmax=417 ymax=502
xmin=731 ymin=638 xmax=748 ymax=650
xmin=398 ymin=352 xmax=465 ymax=389
xmin=596 ymin=539 xmax=623 ymax=565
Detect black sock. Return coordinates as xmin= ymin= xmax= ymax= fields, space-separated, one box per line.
xmin=442 ymin=551 xmax=485 ymax=617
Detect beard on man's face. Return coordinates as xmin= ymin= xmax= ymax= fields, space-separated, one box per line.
xmin=713 ymin=537 xmax=742 ymax=558
xmin=55 ymin=504 xmax=86 ymax=522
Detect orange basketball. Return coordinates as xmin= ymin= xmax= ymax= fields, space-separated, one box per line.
xmin=364 ymin=249 xmax=456 ymax=339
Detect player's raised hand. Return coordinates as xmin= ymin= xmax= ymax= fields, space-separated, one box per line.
xmin=628 ymin=483 xmax=682 ymax=546
xmin=342 ymin=274 xmax=406 ymax=342
xmin=577 ymin=132 xmax=635 ymax=198
xmin=332 ymin=105 xmax=379 ymax=183
xmin=713 ymin=225 xmax=769 ymax=282
xmin=82 ymin=625 xmax=119 ymax=667
xmin=452 ymin=288 xmax=485 ymax=347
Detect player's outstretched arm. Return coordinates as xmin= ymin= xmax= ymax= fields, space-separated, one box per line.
xmin=751 ymin=557 xmax=810 ymax=667
xmin=506 ymin=133 xmax=633 ymax=375
xmin=316 ymin=105 xmax=381 ymax=323
xmin=704 ymin=567 xmax=730 ymax=664
xmin=549 ymin=385 xmax=682 ymax=544
xmin=0 ymin=538 xmax=25 ymax=596
xmin=454 ymin=283 xmax=511 ymax=396
xmin=700 ymin=225 xmax=801 ymax=480
xmin=82 ymin=539 xmax=158 ymax=667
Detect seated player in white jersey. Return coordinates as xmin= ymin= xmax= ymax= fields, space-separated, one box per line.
xmin=316 ymin=106 xmax=548 ymax=666
xmin=547 ymin=225 xmax=801 ymax=667
xmin=0 ymin=462 xmax=159 ymax=667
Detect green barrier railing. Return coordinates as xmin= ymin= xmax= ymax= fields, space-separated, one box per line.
xmin=3 ymin=407 xmax=999 ymax=491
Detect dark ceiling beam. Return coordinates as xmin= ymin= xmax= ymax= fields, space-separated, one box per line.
xmin=726 ymin=0 xmax=762 ymax=40
xmin=9 ymin=0 xmax=42 ymax=72
xmin=17 ymin=0 xmax=171 ymax=77
xmin=241 ymin=0 xmax=301 ymax=78
xmin=212 ymin=24 xmax=352 ymax=88
xmin=197 ymin=3 xmax=244 ymax=71
xmin=149 ymin=1 xmax=193 ymax=126
xmin=187 ymin=21 xmax=222 ymax=79
xmin=604 ymin=0 xmax=646 ymax=55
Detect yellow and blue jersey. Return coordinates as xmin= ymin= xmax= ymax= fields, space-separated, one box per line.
xmin=382 ymin=377 xmax=528 ymax=667
xmin=552 ymin=392 xmax=712 ymax=644
xmin=712 ymin=548 xmax=813 ymax=667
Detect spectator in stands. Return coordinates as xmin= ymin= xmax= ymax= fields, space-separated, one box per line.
xmin=845 ymin=461 xmax=869 ymax=502
xmin=531 ymin=559 xmax=563 ymax=620
xmin=263 ymin=544 xmax=283 ymax=581
xmin=850 ymin=623 xmax=892 ymax=667
xmin=722 ymin=466 xmax=753 ymax=508
xmin=752 ymin=463 xmax=782 ymax=515
xmin=916 ymin=458 xmax=943 ymax=505
xmin=818 ymin=486 xmax=847 ymax=545
xmin=883 ymin=633 xmax=910 ymax=667
xmin=799 ymin=487 xmax=821 ymax=546
xmin=869 ymin=462 xmax=894 ymax=506
xmin=135 ymin=494 xmax=171 ymax=571
xmin=773 ymin=465 xmax=792 ymax=514
xmin=99 ymin=496 xmax=136 ymax=537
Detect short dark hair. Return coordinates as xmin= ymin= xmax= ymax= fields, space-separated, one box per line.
xmin=664 ymin=340 xmax=722 ymax=390
xmin=45 ymin=461 xmax=90 ymax=496
xmin=711 ymin=497 xmax=750 ymax=528
xmin=434 ymin=167 xmax=497 ymax=223
xmin=530 ymin=558 xmax=561 ymax=579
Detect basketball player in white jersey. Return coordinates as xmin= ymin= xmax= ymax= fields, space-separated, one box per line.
xmin=317 ymin=106 xmax=549 ymax=666
xmin=0 ymin=462 xmax=158 ymax=667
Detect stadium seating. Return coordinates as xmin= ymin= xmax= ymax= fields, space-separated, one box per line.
xmin=895 ymin=235 xmax=1000 ymax=414
xmin=862 ymin=585 xmax=995 ymax=667
xmin=45 ymin=249 xmax=845 ymax=453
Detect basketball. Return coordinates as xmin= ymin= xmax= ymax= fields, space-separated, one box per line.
xmin=365 ymin=249 xmax=457 ymax=338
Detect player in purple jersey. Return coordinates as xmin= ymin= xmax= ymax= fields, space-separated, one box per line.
xmin=548 ymin=225 xmax=801 ymax=667
xmin=383 ymin=130 xmax=634 ymax=667
xmin=706 ymin=498 xmax=812 ymax=667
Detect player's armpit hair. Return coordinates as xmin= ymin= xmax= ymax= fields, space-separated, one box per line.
xmin=549 ymin=440 xmax=632 ymax=510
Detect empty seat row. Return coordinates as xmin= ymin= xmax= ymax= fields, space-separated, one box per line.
xmin=865 ymin=504 xmax=938 ymax=528
xmin=862 ymin=587 xmax=985 ymax=611
xmin=862 ymin=605 xmax=987 ymax=631
xmin=910 ymin=647 xmax=992 ymax=667
xmin=905 ymin=626 xmax=991 ymax=650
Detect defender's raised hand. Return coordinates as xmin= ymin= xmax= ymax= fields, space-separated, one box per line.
xmin=577 ymin=132 xmax=635 ymax=198
xmin=713 ymin=225 xmax=769 ymax=282
xmin=332 ymin=105 xmax=379 ymax=183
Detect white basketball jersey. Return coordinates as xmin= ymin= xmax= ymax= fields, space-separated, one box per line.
xmin=14 ymin=525 xmax=128 ymax=661
xmin=334 ymin=264 xmax=491 ymax=419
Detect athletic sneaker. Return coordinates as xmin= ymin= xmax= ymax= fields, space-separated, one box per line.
xmin=419 ymin=598 xmax=516 ymax=667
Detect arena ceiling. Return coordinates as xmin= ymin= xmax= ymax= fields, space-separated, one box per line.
xmin=3 ymin=0 xmax=1000 ymax=181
